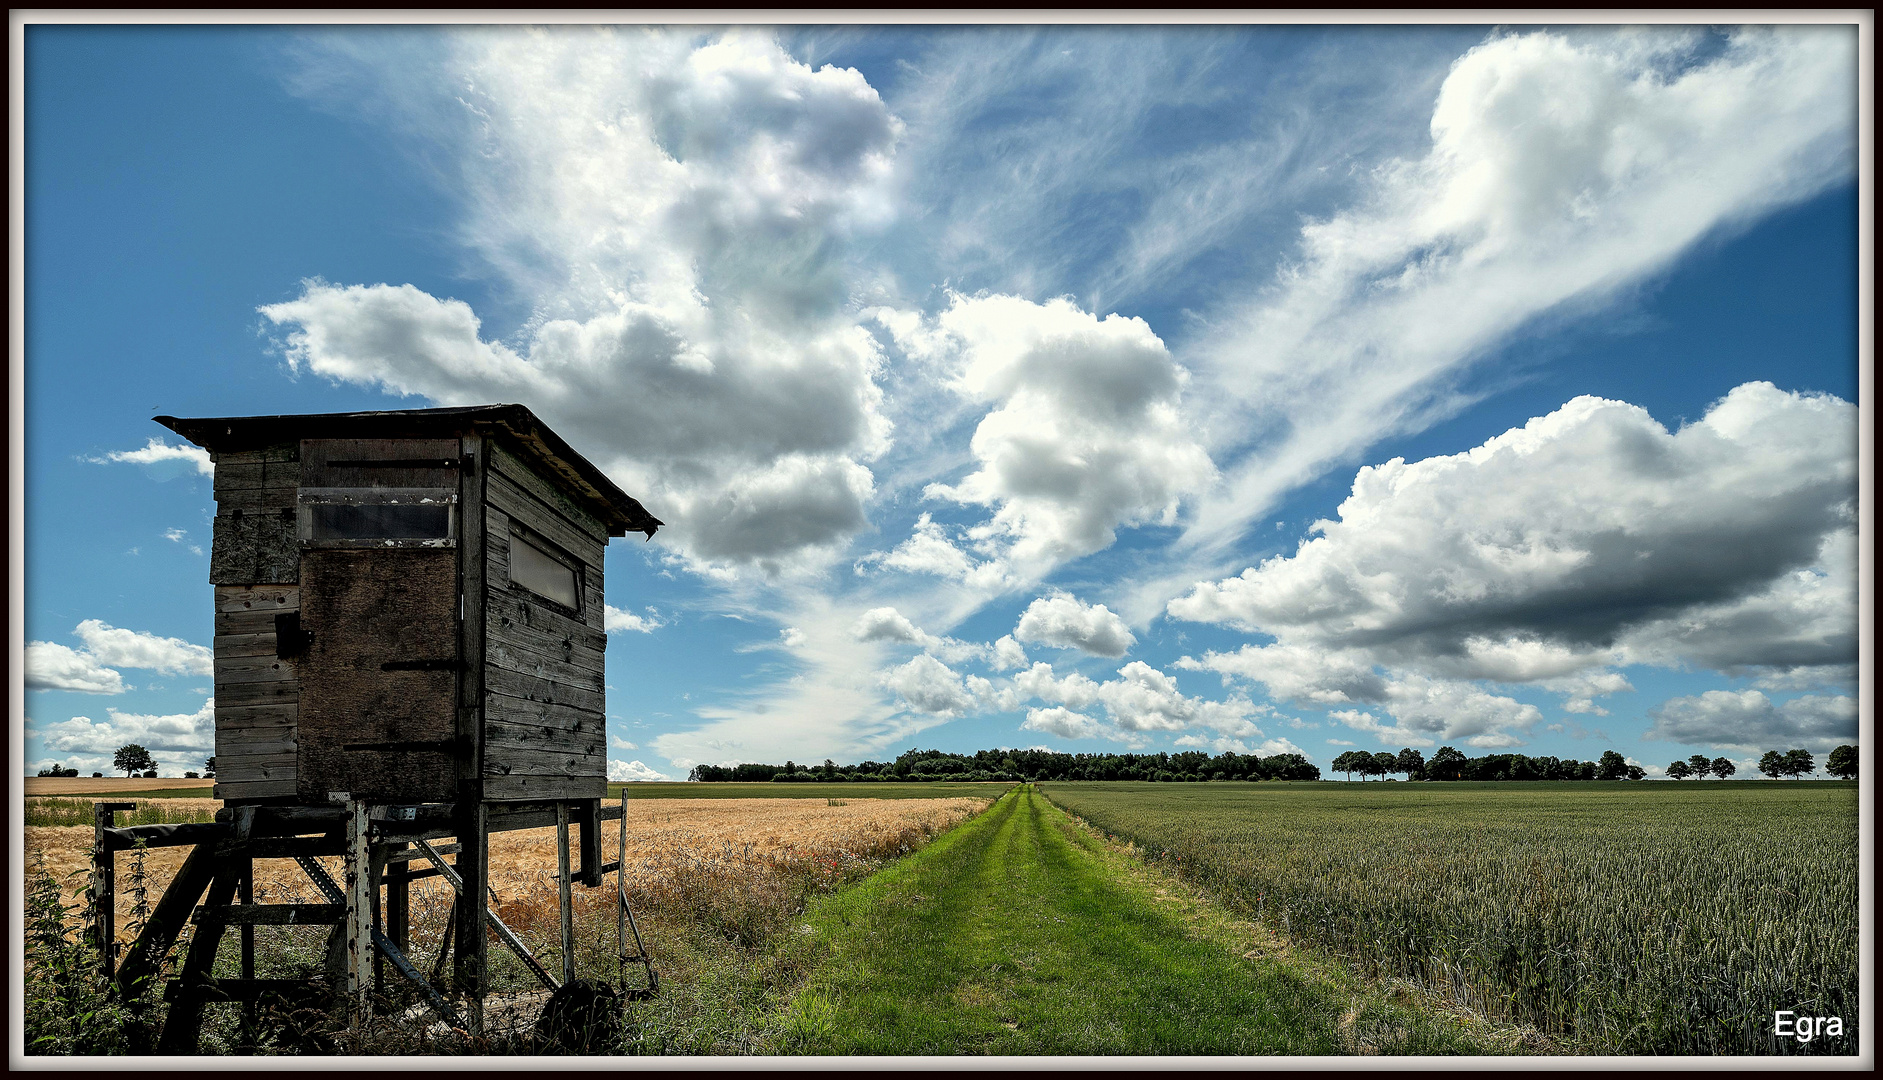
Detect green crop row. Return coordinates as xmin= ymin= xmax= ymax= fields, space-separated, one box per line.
xmin=1040 ymin=781 xmax=1858 ymax=1056
xmin=24 ymin=798 xmax=218 ymax=829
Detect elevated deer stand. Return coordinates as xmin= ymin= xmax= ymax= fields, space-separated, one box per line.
xmin=98 ymin=406 xmax=662 ymax=1051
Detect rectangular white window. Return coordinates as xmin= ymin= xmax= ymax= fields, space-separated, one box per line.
xmin=510 ymin=531 xmax=579 ymax=609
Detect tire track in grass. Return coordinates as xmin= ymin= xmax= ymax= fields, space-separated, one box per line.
xmin=773 ymin=786 xmax=1489 ymax=1055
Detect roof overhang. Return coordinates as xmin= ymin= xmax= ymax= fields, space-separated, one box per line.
xmin=155 ymin=404 xmax=663 ymax=539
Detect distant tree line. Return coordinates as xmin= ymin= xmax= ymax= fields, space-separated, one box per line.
xmin=684 ymin=743 xmax=1860 ymax=785
xmin=1665 ymin=746 xmax=1857 ymax=780
xmin=1332 ymin=747 xmax=1649 ymax=781
xmin=687 ymin=746 xmax=1322 ymax=783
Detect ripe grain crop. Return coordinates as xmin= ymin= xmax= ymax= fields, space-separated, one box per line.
xmin=22 ymin=796 xmax=984 ymax=953
xmin=1041 ymin=781 xmax=1858 ymax=1056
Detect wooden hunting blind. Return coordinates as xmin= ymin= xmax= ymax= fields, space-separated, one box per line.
xmin=91 ymin=405 xmax=665 ymax=1047
xmin=155 ymin=404 xmax=662 ymax=807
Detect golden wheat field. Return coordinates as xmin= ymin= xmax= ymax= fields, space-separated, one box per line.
xmin=23 ymin=796 xmax=987 ymax=947
xmin=24 ymin=777 xmax=217 ymax=797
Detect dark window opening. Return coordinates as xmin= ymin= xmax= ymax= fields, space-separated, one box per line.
xmin=510 ymin=531 xmax=579 ymax=609
xmin=310 ymin=503 xmax=451 ymax=540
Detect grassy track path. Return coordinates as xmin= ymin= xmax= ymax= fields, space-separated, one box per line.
xmin=773 ymin=786 xmax=1482 ymax=1055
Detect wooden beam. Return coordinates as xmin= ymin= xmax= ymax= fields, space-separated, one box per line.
xmin=385 ymin=841 xmax=410 ymax=957
xmin=156 ymin=866 xmax=241 ymax=1052
xmin=452 ymin=801 xmax=490 ymax=1034
xmin=576 ymin=797 xmax=602 ymax=888
xmin=557 ymin=802 xmax=575 ymax=986
xmin=458 ymin=431 xmax=489 ymax=1037
xmin=91 ymin=802 xmax=135 ymax=979
xmin=344 ymin=800 xmax=372 ymax=1028
xmin=193 ymin=902 xmax=343 ymax=926
xmin=115 ymin=841 xmax=218 ymax=1002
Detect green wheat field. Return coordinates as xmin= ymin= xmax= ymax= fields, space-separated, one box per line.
xmin=1041 ymin=780 xmax=1860 ymax=1055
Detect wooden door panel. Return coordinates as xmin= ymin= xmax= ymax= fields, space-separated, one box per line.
xmin=296 ymin=549 xmax=459 ymax=803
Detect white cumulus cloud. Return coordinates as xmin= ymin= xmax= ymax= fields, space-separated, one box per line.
xmin=73 ymin=620 xmax=214 ymax=676
xmin=881 ymin=654 xmax=978 ymax=716
xmin=36 ymin=699 xmax=217 ymax=774
xmin=604 ymin=605 xmax=663 ymax=633
xmin=1173 ymin=384 xmax=1856 ymax=696
xmin=26 ymin=621 xmax=214 ymax=694
xmin=609 ymin=759 xmax=672 ymax=782
xmin=24 ymin=643 xmax=126 ymax=695
xmin=88 ymin=437 xmax=214 ymax=479
xmin=1020 ymin=706 xmax=1106 ymax=740
xmin=894 ymin=293 xmax=1215 ymax=578
xmin=1013 ymin=594 xmax=1136 ymax=658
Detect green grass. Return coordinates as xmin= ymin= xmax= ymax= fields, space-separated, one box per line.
xmin=609 ymin=781 xmax=1015 ymax=801
xmin=25 ymin=798 xmax=218 ymax=827
xmin=770 ymin=785 xmax=1492 ymax=1055
xmin=1041 ymin=781 xmax=1860 ymax=1056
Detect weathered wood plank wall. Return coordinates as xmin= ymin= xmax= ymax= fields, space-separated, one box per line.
xmin=213 ymin=585 xmax=300 ymax=800
xmin=209 ymin=445 xmax=299 ymax=584
xmin=482 ymin=442 xmax=608 ymax=801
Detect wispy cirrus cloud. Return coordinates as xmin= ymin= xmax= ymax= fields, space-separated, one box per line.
xmin=1124 ymin=26 xmax=1859 ymax=620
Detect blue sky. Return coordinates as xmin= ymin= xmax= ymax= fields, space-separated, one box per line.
xmin=20 ymin=21 xmax=1863 ymax=781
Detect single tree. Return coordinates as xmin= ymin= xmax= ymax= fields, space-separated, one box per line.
xmin=204 ymin=755 xmax=216 ymax=778
xmin=1783 ymin=748 xmax=1815 ymax=779
xmin=1395 ymin=747 xmax=1426 ymax=781
xmin=1757 ymin=750 xmax=1787 ymax=779
xmin=1711 ymin=757 xmax=1736 ymax=780
xmin=1429 ymin=746 xmax=1467 ymax=781
xmin=1686 ymin=754 xmax=1713 ymax=780
xmin=113 ymin=744 xmax=154 ymax=779
xmin=1625 ymin=764 xmax=1646 ymax=781
xmin=1597 ymin=750 xmax=1628 ymax=781
xmin=1332 ymin=750 xmax=1360 ymax=781
xmin=1370 ymin=751 xmax=1397 ymax=780
xmin=1825 ymin=744 xmax=1857 ymax=781
xmin=1666 ymin=760 xmax=1693 ymax=780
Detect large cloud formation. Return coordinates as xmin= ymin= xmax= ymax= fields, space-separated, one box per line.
xmin=35 ymin=698 xmax=217 ymax=774
xmin=1173 ymin=27 xmax=1857 ymax=572
xmin=1176 ymin=383 xmax=1856 ymax=747
xmin=263 ymin=30 xmax=901 ymax=571
xmin=1647 ymin=690 xmax=1857 ymax=753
